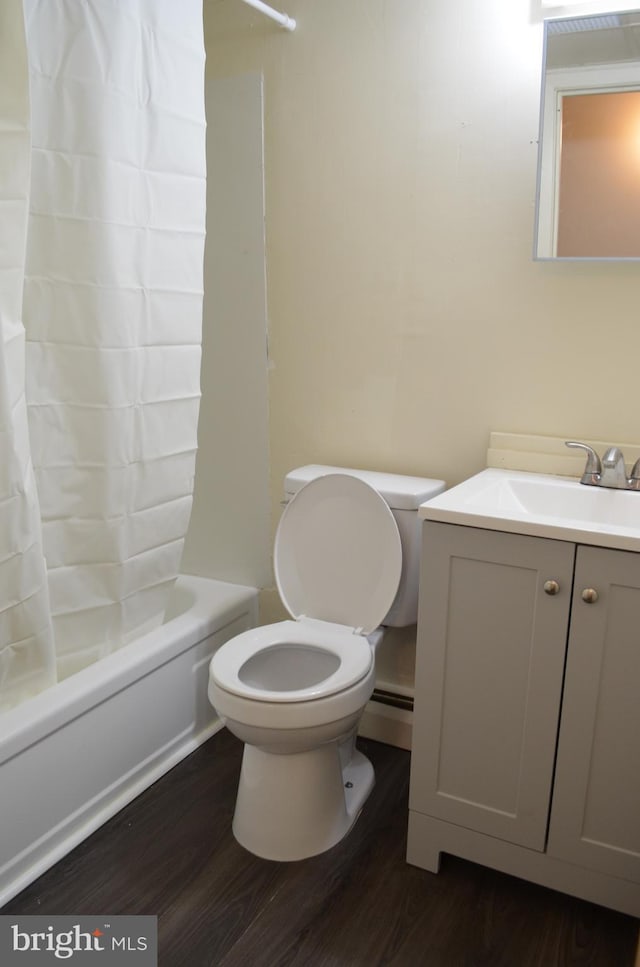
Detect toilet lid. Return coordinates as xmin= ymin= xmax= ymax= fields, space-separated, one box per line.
xmin=274 ymin=473 xmax=402 ymax=635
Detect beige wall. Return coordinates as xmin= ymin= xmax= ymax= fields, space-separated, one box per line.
xmin=203 ymin=0 xmax=640 ymax=581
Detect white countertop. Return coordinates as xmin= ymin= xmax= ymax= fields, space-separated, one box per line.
xmin=419 ymin=468 xmax=640 ymax=553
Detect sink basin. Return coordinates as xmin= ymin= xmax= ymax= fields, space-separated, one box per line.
xmin=419 ymin=469 xmax=640 ymax=551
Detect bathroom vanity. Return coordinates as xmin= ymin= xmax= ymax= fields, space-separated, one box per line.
xmin=407 ymin=469 xmax=640 ymax=917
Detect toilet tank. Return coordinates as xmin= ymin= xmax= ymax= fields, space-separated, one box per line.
xmin=283 ymin=465 xmax=446 ymax=627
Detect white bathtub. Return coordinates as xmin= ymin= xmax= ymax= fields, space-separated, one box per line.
xmin=0 ymin=575 xmax=258 ymax=907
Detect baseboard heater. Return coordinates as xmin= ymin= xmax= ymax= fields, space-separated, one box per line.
xmin=371 ymin=688 xmax=414 ymax=712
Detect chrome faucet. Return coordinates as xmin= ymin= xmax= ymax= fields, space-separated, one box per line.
xmin=600 ymin=447 xmax=627 ymax=489
xmin=565 ymin=441 xmax=640 ymax=491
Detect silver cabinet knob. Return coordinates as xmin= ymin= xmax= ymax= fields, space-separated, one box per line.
xmin=581 ymin=588 xmax=599 ymax=604
xmin=544 ymin=580 xmax=560 ymax=595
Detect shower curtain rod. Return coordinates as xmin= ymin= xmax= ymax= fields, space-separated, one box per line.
xmin=239 ymin=0 xmax=296 ymax=30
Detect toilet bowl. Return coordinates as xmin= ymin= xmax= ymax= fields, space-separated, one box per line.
xmin=210 ymin=619 xmax=375 ymax=744
xmin=209 ymin=619 xmax=380 ymax=861
xmin=208 ymin=467 xmax=445 ymax=861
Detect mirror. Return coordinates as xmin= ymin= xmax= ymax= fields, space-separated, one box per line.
xmin=534 ymin=10 xmax=640 ymax=260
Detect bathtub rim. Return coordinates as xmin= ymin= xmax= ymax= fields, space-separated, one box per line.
xmin=1 ymin=574 xmax=258 ymax=767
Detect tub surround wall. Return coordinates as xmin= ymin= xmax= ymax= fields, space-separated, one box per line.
xmin=0 ymin=576 xmax=257 ymax=907
xmin=182 ymin=73 xmax=272 ymax=591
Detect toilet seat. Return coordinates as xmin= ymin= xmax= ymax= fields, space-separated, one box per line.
xmin=209 ymin=618 xmax=373 ymax=703
xmin=274 ymin=473 xmax=402 ymax=634
xmin=211 ymin=474 xmax=402 ymax=708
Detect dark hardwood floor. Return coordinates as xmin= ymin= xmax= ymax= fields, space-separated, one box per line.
xmin=4 ymin=729 xmax=638 ymax=966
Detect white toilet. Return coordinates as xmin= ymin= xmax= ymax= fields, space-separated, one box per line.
xmin=208 ymin=465 xmax=445 ymax=861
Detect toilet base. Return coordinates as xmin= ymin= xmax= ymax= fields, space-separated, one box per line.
xmin=232 ymin=740 xmax=375 ymax=861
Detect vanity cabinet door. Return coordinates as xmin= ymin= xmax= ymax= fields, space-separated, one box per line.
xmin=409 ymin=522 xmax=574 ymax=850
xmin=547 ymin=545 xmax=640 ymax=882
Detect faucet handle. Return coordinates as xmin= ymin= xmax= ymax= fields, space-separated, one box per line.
xmin=565 ymin=441 xmax=602 ymax=484
xmin=629 ymin=458 xmax=640 ymax=491
xmin=602 ymin=445 xmax=625 ymax=466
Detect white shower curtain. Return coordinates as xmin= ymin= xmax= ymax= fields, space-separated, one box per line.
xmin=0 ymin=0 xmax=206 ymax=709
